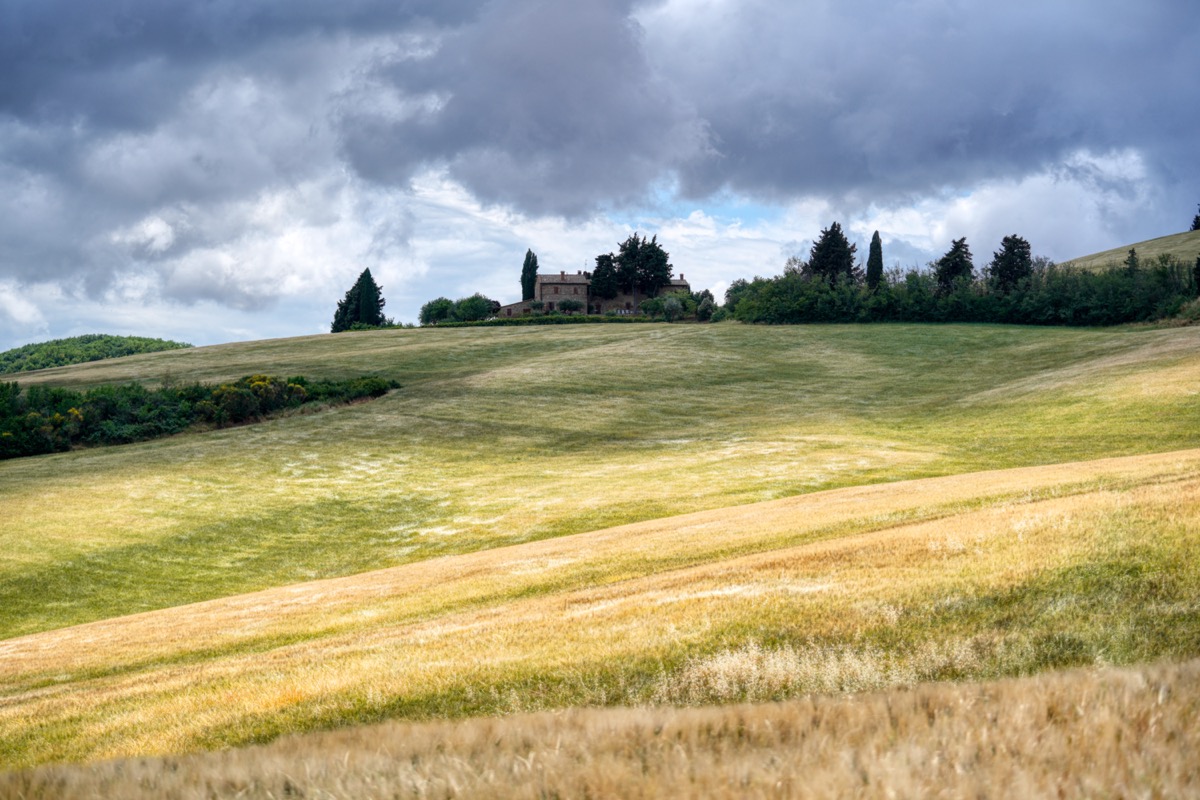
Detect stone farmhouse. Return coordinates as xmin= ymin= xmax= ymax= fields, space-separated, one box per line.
xmin=496 ymin=271 xmax=691 ymax=317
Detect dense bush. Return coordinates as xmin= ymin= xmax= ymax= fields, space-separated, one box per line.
xmin=730 ymin=256 xmax=1198 ymax=327
xmin=0 ymin=374 xmax=399 ymax=460
xmin=0 ymin=335 xmax=192 ymax=375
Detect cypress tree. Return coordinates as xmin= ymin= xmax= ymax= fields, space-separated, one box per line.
xmin=520 ymin=249 xmax=539 ymax=300
xmin=331 ymin=269 xmax=387 ymax=332
xmin=865 ymin=231 xmax=884 ymax=291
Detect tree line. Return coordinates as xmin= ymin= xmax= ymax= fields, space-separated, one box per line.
xmin=0 ymin=335 xmax=192 ymax=375
xmin=0 ymin=374 xmax=397 ymax=460
xmin=726 ymin=224 xmax=1200 ymax=326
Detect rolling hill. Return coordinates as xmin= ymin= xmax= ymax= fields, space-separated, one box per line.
xmin=1059 ymin=228 xmax=1200 ymax=271
xmin=2 ymin=322 xmax=1199 ymax=790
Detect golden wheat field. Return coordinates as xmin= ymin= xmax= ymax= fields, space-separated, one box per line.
xmin=5 ymin=658 xmax=1197 ymax=799
xmin=2 ymin=322 xmax=1200 ymax=795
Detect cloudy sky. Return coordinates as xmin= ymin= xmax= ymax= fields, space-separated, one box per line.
xmin=1 ymin=0 xmax=1197 ymax=350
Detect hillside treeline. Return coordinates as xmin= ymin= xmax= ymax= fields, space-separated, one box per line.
xmin=0 ymin=334 xmax=192 ymax=375
xmin=729 ymin=228 xmax=1200 ymax=326
xmin=0 ymin=374 xmax=397 ymax=460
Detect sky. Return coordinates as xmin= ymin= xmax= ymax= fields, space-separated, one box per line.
xmin=1 ymin=0 xmax=1197 ymax=350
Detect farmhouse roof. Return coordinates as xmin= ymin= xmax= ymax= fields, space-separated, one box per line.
xmin=536 ymin=271 xmax=591 ymax=283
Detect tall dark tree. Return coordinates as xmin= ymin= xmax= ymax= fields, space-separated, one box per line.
xmin=807 ymin=222 xmax=857 ymax=285
xmin=591 ymin=253 xmax=619 ymax=299
xmin=988 ymin=234 xmax=1033 ymax=293
xmin=636 ymin=234 xmax=673 ymax=296
xmin=1123 ymin=248 xmax=1140 ymax=272
xmin=934 ymin=238 xmax=974 ymax=294
xmin=331 ymin=268 xmax=387 ymax=332
xmin=520 ymin=249 xmax=539 ymax=300
xmin=1191 ymin=204 xmax=1200 ymax=232
xmin=612 ymin=233 xmax=673 ymax=308
xmin=865 ymin=230 xmax=884 ymax=291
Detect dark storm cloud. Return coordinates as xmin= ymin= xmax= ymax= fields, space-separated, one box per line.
xmin=1 ymin=0 xmax=1197 ymax=332
xmin=0 ymin=1 xmax=475 ymax=126
xmin=0 ymin=0 xmax=480 ymax=298
xmin=339 ymin=0 xmax=708 ymax=217
xmin=650 ymin=0 xmax=1200 ymax=209
xmin=332 ymin=0 xmax=1199 ymax=221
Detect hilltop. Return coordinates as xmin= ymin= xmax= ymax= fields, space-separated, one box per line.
xmin=1059 ymin=229 xmax=1200 ymax=271
xmin=0 ymin=334 xmax=192 ymax=375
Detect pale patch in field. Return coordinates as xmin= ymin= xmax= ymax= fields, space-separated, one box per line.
xmin=505 ymin=556 xmax=577 ymax=575
xmin=653 ymin=638 xmax=989 ymax=704
xmin=652 ymin=581 xmax=833 ymax=605
xmin=961 ymin=328 xmax=1200 ymax=404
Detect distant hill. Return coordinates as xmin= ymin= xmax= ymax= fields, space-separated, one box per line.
xmin=1060 ymin=229 xmax=1200 ymax=271
xmin=0 ymin=334 xmax=192 ymax=375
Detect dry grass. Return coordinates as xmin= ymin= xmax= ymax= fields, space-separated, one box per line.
xmin=3 ymin=324 xmax=1200 ymax=778
xmin=2 ymin=449 xmax=1198 ymax=768
xmin=1059 ymin=228 xmax=1200 ymax=271
xmin=4 ymin=324 xmax=1200 ymax=640
xmin=4 ymin=658 xmax=1196 ymax=799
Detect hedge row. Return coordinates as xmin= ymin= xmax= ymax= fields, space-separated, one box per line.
xmin=0 ymin=374 xmax=398 ymax=460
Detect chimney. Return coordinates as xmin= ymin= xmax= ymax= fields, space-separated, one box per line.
xmin=560 ymin=271 xmax=565 ymax=279
xmin=680 ymin=273 xmax=685 ymax=280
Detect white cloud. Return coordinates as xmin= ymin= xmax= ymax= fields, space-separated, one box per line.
xmin=0 ymin=281 xmax=49 ymax=344
xmin=853 ymin=149 xmax=1161 ymax=266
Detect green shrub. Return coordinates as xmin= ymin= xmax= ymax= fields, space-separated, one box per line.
xmin=0 ymin=374 xmax=399 ymax=460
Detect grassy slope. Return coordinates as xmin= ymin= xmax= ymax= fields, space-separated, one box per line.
xmin=1059 ymin=228 xmax=1200 ymax=271
xmin=3 ymin=324 xmax=1200 ymax=641
xmin=2 ymin=323 xmax=1200 ymax=770
xmin=1 ymin=448 xmax=1198 ymax=766
xmin=6 ymin=659 xmax=1196 ymax=799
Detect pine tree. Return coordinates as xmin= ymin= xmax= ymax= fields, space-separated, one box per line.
xmin=520 ymin=249 xmax=539 ymax=300
xmin=988 ymin=234 xmax=1033 ymax=293
xmin=934 ymin=238 xmax=974 ymax=294
xmin=865 ymin=231 xmax=884 ymax=291
xmin=331 ymin=269 xmax=387 ymax=332
xmin=1123 ymin=248 xmax=1140 ymax=272
xmin=612 ymin=233 xmax=673 ymax=307
xmin=637 ymin=235 xmax=673 ymax=296
xmin=808 ymin=222 xmax=857 ymax=285
xmin=591 ymin=253 xmax=619 ymax=299
xmin=1191 ymin=204 xmax=1199 ymax=232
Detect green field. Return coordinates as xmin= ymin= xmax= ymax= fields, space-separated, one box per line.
xmin=1059 ymin=228 xmax=1200 ymax=271
xmin=5 ymin=323 xmax=1199 ymax=639
xmin=2 ymin=322 xmax=1200 ymax=773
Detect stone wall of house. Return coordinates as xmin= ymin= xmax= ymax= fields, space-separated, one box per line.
xmin=493 ymin=271 xmax=691 ymax=317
